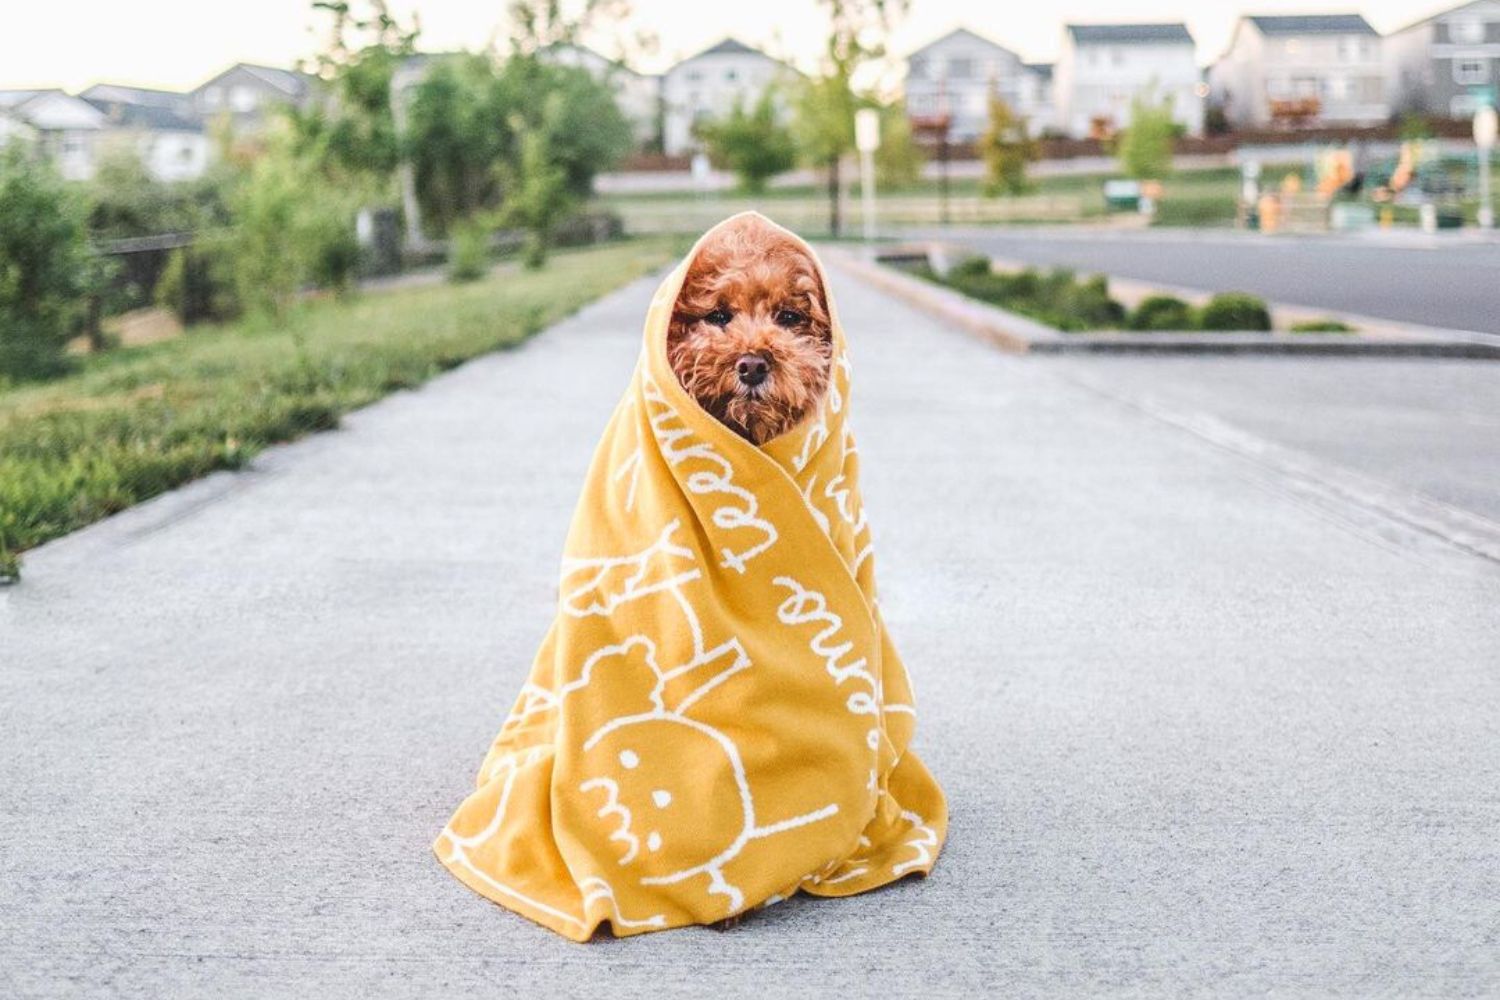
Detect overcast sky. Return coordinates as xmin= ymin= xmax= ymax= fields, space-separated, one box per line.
xmin=2 ymin=0 xmax=1458 ymax=93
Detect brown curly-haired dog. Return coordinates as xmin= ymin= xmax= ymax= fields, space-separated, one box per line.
xmin=668 ymin=216 xmax=833 ymax=445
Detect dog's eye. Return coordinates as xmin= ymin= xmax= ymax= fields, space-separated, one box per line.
xmin=704 ymin=309 xmax=732 ymax=327
xmin=775 ymin=309 xmax=806 ymax=327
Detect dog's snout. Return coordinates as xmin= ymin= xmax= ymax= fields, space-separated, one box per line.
xmin=736 ymin=354 xmax=770 ymax=387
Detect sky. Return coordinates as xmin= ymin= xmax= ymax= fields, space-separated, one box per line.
xmin=0 ymin=0 xmax=1461 ymax=93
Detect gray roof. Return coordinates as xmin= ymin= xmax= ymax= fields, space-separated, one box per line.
xmin=0 ymin=89 xmax=47 ymax=108
xmin=83 ymin=96 xmax=202 ymax=132
xmin=194 ymin=62 xmax=314 ymax=98
xmin=681 ymin=37 xmax=769 ymax=62
xmin=80 ymin=83 xmax=193 ymax=110
xmin=908 ymin=27 xmax=1019 ymax=60
xmin=1246 ymin=14 xmax=1377 ymax=36
xmin=1067 ymin=23 xmax=1194 ymax=45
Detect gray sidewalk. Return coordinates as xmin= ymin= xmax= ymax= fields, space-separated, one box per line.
xmin=3 ymin=263 xmax=1498 ymax=998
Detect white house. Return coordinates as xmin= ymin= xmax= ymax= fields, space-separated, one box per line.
xmin=540 ymin=43 xmax=661 ymax=149
xmin=1054 ymin=23 xmax=1203 ymax=138
xmin=904 ymin=28 xmax=1054 ymax=141
xmin=659 ymin=38 xmax=793 ymax=156
xmin=192 ymin=63 xmax=317 ymax=131
xmin=1210 ymin=14 xmax=1386 ymax=128
xmin=81 ymin=84 xmax=211 ymax=182
xmin=0 ymin=89 xmax=107 ymax=179
xmin=1386 ymin=0 xmax=1500 ymax=120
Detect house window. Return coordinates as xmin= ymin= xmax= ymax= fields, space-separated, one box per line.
xmin=230 ymin=85 xmax=256 ymax=112
xmin=909 ymin=56 xmax=927 ymax=79
xmin=202 ymin=87 xmax=221 ymax=108
xmin=724 ymin=69 xmax=737 ymax=82
xmin=686 ymin=70 xmax=702 ymax=83
xmin=948 ymin=58 xmax=974 ymax=80
xmin=1454 ymin=59 xmax=1490 ymax=85
xmin=1449 ymin=18 xmax=1485 ymax=44
xmin=1284 ymin=39 xmax=1302 ymax=56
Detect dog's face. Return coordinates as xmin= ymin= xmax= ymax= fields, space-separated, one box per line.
xmin=667 ymin=217 xmax=833 ymax=446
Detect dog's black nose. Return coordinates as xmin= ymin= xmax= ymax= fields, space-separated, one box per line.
xmin=736 ymin=354 xmax=770 ymax=387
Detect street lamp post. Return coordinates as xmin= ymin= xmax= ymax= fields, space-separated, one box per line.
xmin=1475 ymin=104 xmax=1497 ymax=230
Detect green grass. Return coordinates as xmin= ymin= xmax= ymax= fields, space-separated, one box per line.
xmin=1290 ymin=318 xmax=1356 ymax=333
xmin=0 ymin=238 xmax=679 ymax=580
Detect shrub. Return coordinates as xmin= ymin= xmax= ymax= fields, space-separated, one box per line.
xmin=1129 ymin=295 xmax=1195 ymax=331
xmin=948 ymin=256 xmax=994 ymax=280
xmin=1059 ymin=273 xmax=1126 ymax=328
xmin=1198 ymin=292 xmax=1272 ymax=331
xmin=696 ymin=91 xmax=797 ymax=193
xmin=1290 ymin=319 xmax=1355 ymax=333
xmin=155 ymin=236 xmax=243 ymax=324
xmin=448 ymin=221 xmax=490 ymax=283
xmin=0 ymin=147 xmax=97 ymax=380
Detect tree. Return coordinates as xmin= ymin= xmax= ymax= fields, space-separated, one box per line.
xmin=1117 ymin=90 xmax=1177 ymax=180
xmin=499 ymin=121 xmax=573 ymax=269
xmin=228 ymin=133 xmax=362 ymax=319
xmin=978 ymin=95 xmax=1039 ymax=195
xmin=0 ymin=147 xmax=97 ymax=379
xmin=874 ymin=100 xmax=924 ymax=187
xmin=294 ymin=1 xmax=421 ymax=183
xmin=696 ymin=91 xmax=797 ymax=193
xmin=794 ymin=0 xmax=906 ymax=236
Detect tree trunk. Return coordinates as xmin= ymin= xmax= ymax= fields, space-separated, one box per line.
xmin=827 ymin=157 xmax=841 ymax=238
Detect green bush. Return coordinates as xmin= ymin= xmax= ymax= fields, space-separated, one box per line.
xmin=0 ymin=147 xmax=97 ymax=380
xmin=447 ymin=221 xmax=491 ymax=283
xmin=1198 ymin=292 xmax=1272 ymax=331
xmin=696 ymin=91 xmax=798 ymax=193
xmin=1290 ymin=319 xmax=1355 ymax=333
xmin=155 ymin=237 xmax=243 ymax=324
xmin=933 ymin=261 xmax=1126 ymax=331
xmin=1129 ymin=295 xmax=1195 ymax=331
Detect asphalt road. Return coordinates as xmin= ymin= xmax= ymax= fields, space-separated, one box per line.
xmin=933 ymin=227 xmax=1500 ymax=334
xmin=4 ymin=266 xmax=1498 ymax=997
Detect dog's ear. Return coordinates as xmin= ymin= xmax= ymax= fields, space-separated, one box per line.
xmin=790 ymin=252 xmax=831 ymax=339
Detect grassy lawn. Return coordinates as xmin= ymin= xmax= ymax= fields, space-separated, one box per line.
xmin=0 ymin=238 xmax=679 ymax=580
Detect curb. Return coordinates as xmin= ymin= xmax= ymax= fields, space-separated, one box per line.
xmin=822 ymin=245 xmax=1500 ymax=359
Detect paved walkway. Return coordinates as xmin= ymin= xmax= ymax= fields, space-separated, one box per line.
xmin=3 ymin=265 xmax=1498 ymax=998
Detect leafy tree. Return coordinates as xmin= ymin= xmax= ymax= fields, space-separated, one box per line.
xmin=496 ymin=55 xmax=632 ymax=197
xmin=499 ymin=123 xmax=573 ymax=269
xmin=228 ymin=134 xmax=362 ymax=319
xmin=978 ymin=95 xmax=1039 ymax=195
xmin=404 ymin=55 xmax=509 ymax=235
xmin=874 ymin=100 xmax=923 ymax=188
xmin=794 ymin=0 xmax=905 ymax=235
xmin=294 ymin=0 xmax=421 ymax=183
xmin=1117 ymin=90 xmax=1177 ymax=180
xmin=696 ymin=91 xmax=797 ymax=193
xmin=0 ymin=147 xmax=97 ymax=379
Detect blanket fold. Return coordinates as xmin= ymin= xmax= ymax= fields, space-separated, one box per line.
xmin=434 ymin=213 xmax=947 ymax=940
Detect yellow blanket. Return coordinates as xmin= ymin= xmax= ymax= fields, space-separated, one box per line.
xmin=434 ymin=213 xmax=947 ymax=939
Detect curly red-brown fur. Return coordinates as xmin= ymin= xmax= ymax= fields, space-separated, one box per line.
xmin=667 ymin=216 xmax=833 ymax=445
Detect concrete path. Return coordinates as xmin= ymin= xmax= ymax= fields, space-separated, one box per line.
xmin=3 ymin=265 xmax=1498 ymax=998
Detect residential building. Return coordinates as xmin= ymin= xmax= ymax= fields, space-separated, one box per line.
xmin=0 ymin=89 xmax=107 ymax=179
xmin=540 ymin=43 xmax=661 ymax=150
xmin=1020 ymin=63 xmax=1057 ymax=135
xmin=904 ymin=28 xmax=1053 ymax=141
xmin=192 ymin=63 xmax=317 ymax=131
xmin=1055 ymin=23 xmax=1203 ymax=138
xmin=81 ymin=84 xmax=210 ymax=181
xmin=659 ymin=38 xmax=793 ymax=156
xmin=1210 ymin=14 xmax=1386 ymax=127
xmin=1386 ymin=0 xmax=1500 ymax=119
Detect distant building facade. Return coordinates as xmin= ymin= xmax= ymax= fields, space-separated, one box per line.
xmin=1210 ymin=15 xmax=1387 ymax=127
xmin=1386 ymin=0 xmax=1500 ymax=120
xmin=0 ymin=89 xmax=107 ymax=179
xmin=659 ymin=38 xmax=792 ymax=156
xmin=904 ymin=28 xmax=1054 ymax=141
xmin=192 ymin=63 xmax=317 ymax=131
xmin=82 ymin=84 xmax=210 ymax=181
xmin=1055 ymin=23 xmax=1203 ymax=138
